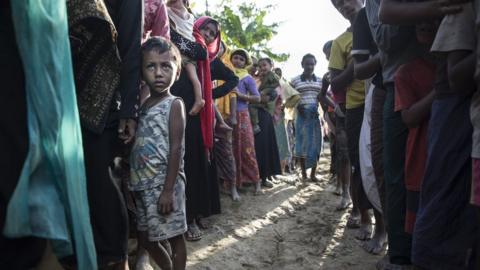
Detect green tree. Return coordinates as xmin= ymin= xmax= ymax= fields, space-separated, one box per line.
xmin=211 ymin=1 xmax=289 ymax=62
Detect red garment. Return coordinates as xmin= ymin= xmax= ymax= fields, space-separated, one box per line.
xmin=394 ymin=58 xmax=435 ymax=192
xmin=332 ymin=88 xmax=346 ymax=105
xmin=193 ymin=16 xmax=221 ymax=150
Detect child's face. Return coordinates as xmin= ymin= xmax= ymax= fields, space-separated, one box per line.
xmin=231 ymin=54 xmax=247 ymax=69
xmin=258 ymin=60 xmax=272 ymax=76
xmin=332 ymin=0 xmax=362 ymax=21
xmin=415 ymin=22 xmax=439 ymax=46
xmin=142 ymin=50 xmax=180 ymax=95
xmin=200 ymin=22 xmax=218 ymax=45
xmin=302 ymin=57 xmax=316 ymax=75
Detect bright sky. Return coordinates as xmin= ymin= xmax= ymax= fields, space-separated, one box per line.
xmin=195 ymin=0 xmax=350 ymax=80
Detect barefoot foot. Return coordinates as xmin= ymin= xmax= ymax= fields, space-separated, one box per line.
xmin=336 ymin=196 xmax=352 ymax=211
xmin=355 ymin=222 xmax=373 ymax=240
xmin=362 ymin=227 xmax=387 ymax=254
xmin=231 ymin=186 xmax=241 ymax=201
xmin=189 ymin=99 xmax=205 ymax=115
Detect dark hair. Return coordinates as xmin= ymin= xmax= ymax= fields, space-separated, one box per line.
xmin=301 ymin=53 xmax=317 ymax=65
xmin=141 ymin=37 xmax=182 ymax=68
xmin=273 ymin=67 xmax=282 ymax=77
xmin=200 ymin=19 xmax=220 ymax=38
xmin=230 ymin=50 xmax=248 ymax=62
xmin=258 ymin=57 xmax=273 ymax=66
xmin=323 ymin=40 xmax=333 ymax=56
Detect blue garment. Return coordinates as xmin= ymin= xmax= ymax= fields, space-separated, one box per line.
xmin=413 ymin=96 xmax=477 ymax=270
xmin=4 ymin=1 xmax=97 ymax=269
xmin=294 ymin=104 xmax=322 ymax=169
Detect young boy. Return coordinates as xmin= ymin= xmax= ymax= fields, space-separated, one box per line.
xmin=329 ymin=0 xmax=371 ymax=241
xmin=394 ymin=22 xmax=436 ymax=236
xmin=130 ymin=37 xmax=187 ymax=270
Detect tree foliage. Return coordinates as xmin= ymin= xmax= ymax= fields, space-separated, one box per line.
xmin=211 ymin=1 xmax=289 ymax=62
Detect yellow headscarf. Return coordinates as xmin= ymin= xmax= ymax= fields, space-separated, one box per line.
xmin=216 ymin=43 xmax=237 ymax=118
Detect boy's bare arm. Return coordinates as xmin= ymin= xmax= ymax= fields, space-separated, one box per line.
xmin=379 ymin=0 xmax=465 ymax=24
xmin=159 ymin=99 xmax=186 ymax=215
xmin=330 ymin=62 xmax=354 ymax=94
xmin=229 ymin=95 xmax=237 ymax=125
xmin=448 ymin=50 xmax=476 ymax=95
xmin=353 ymin=53 xmax=381 ymax=80
xmin=401 ymin=91 xmax=435 ymax=128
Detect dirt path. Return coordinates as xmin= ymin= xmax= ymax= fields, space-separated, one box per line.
xmin=185 ymin=150 xmax=384 ymax=270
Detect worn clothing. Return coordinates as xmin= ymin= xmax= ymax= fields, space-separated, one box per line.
xmin=215 ymin=129 xmax=236 ymax=183
xmin=347 ymin=105 xmax=372 ymax=212
xmin=383 ymin=84 xmax=411 ymax=265
xmin=290 ymin=74 xmax=323 ymax=106
xmin=130 ymin=96 xmax=186 ymax=191
xmin=413 ymin=6 xmax=477 ymax=269
xmin=133 ymin=180 xmax=187 ymax=241
xmin=255 ymin=109 xmax=282 ymax=179
xmin=395 ymin=58 xmax=435 ymax=234
xmin=328 ymin=31 xmax=365 ymax=109
xmin=233 ymin=111 xmax=260 ymax=185
xmin=370 ymin=86 xmax=386 ymax=211
xmin=472 ymin=159 xmax=480 ymax=207
xmin=360 ymin=83 xmax=382 ymax=213
xmin=237 ymin=75 xmax=260 ymax=111
xmin=365 ymin=0 xmax=422 ymax=84
xmin=413 ymin=97 xmax=476 ymax=270
xmin=294 ymin=104 xmax=322 ymax=169
xmin=143 ymin=0 xmax=170 ymax=40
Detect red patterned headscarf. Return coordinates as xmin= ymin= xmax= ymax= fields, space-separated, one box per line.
xmin=193 ymin=16 xmax=221 ymax=150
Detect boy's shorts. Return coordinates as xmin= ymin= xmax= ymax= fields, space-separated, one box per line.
xmin=133 ymin=180 xmax=187 ymax=241
xmin=472 ymin=158 xmax=480 ymax=207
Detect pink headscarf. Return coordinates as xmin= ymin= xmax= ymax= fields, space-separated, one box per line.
xmin=193 ymin=16 xmax=221 ymax=150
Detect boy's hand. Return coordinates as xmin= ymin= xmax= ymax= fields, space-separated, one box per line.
xmin=118 ymin=118 xmax=137 ymax=144
xmin=158 ymin=190 xmax=175 ymax=215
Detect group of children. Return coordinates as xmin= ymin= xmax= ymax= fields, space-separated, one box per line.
xmin=320 ymin=0 xmax=480 ymax=269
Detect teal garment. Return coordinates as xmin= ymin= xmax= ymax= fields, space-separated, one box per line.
xmin=274 ymin=112 xmax=290 ymax=162
xmin=4 ymin=1 xmax=97 ymax=269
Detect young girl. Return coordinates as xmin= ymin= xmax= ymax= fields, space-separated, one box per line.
xmin=130 ymin=37 xmax=187 ymax=270
xmin=166 ymin=0 xmax=204 ymax=115
xmin=230 ymin=49 xmax=262 ymax=195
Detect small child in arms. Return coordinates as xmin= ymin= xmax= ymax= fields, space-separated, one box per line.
xmin=130 ymin=37 xmax=187 ymax=270
xmin=167 ymin=0 xmax=204 ymax=115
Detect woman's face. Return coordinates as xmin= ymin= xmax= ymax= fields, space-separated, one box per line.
xmin=231 ymin=54 xmax=247 ymax=69
xmin=258 ymin=60 xmax=272 ymax=76
xmin=200 ymin=22 xmax=218 ymax=45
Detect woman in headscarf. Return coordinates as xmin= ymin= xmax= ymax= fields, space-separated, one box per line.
xmin=169 ymin=16 xmax=238 ymax=241
xmin=254 ymin=57 xmax=282 ymax=187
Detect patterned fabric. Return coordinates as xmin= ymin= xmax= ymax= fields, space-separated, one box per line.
xmin=286 ymin=119 xmax=295 ymax=168
xmin=68 ymin=0 xmax=120 ymax=133
xmin=130 ymin=96 xmax=186 ymax=190
xmin=214 ymin=128 xmax=236 ymax=183
xmin=144 ymin=0 xmax=170 ymax=40
xmin=133 ymin=180 xmax=187 ymax=241
xmin=294 ymin=104 xmax=322 ymax=169
xmin=290 ymin=74 xmax=322 ymax=106
xmin=233 ymin=110 xmax=260 ymax=185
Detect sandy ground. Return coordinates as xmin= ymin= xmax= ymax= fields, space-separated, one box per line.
xmin=131 ymin=145 xmax=385 ymax=270
xmin=184 ymin=147 xmax=384 ymax=270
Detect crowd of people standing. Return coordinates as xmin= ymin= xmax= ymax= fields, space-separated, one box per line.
xmin=1 ymin=0 xmax=480 ymax=270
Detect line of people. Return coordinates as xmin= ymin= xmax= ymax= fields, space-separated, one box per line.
xmin=321 ymin=0 xmax=480 ymax=269
xmin=1 ymin=1 xmax=326 ymax=269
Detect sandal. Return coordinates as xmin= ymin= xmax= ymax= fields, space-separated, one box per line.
xmin=185 ymin=224 xmax=203 ymax=241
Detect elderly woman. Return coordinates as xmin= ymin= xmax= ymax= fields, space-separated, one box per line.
xmin=170 ymin=16 xmax=238 ymax=241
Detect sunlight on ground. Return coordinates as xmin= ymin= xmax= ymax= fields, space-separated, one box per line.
xmin=187 ymin=184 xmax=323 ymax=267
